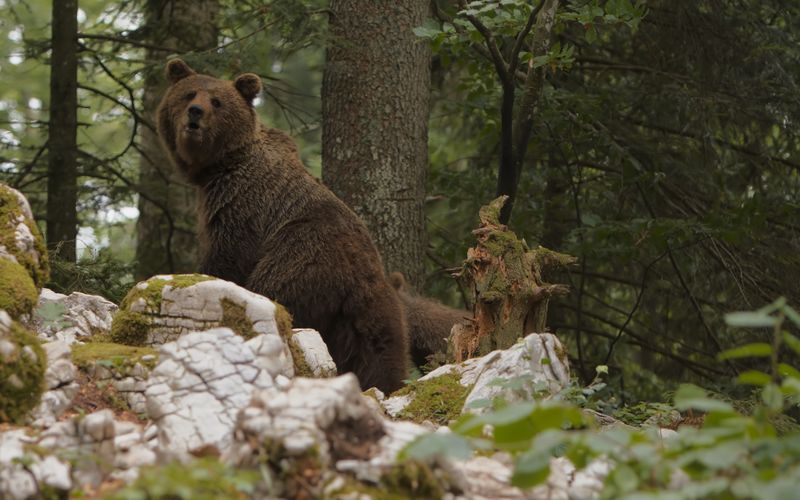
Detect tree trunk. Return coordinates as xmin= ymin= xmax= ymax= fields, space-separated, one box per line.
xmin=134 ymin=0 xmax=219 ymax=280
xmin=322 ymin=0 xmax=431 ymax=291
xmin=47 ymin=0 xmax=79 ymax=262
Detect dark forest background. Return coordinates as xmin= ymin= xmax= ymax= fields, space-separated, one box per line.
xmin=2 ymin=0 xmax=799 ymax=405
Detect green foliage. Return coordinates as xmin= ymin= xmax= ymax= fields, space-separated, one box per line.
xmin=48 ymin=252 xmax=134 ymax=304
xmin=108 ymin=457 xmax=258 ymax=500
xmin=401 ymin=299 xmax=800 ymax=496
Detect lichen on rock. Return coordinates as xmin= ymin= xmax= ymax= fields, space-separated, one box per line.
xmin=0 ymin=310 xmax=47 ymax=423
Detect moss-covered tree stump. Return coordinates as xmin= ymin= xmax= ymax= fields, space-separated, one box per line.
xmin=451 ymin=196 xmax=575 ymax=361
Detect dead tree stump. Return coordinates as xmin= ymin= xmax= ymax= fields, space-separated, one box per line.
xmin=449 ymin=196 xmax=575 ymax=362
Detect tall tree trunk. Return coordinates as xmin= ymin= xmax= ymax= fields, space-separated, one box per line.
xmin=134 ymin=0 xmax=219 ymax=279
xmin=47 ymin=0 xmax=78 ymax=262
xmin=322 ymin=0 xmax=431 ymax=291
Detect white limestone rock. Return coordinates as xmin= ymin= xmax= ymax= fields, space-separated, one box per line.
xmin=0 ymin=428 xmax=72 ymax=499
xmin=32 ymin=288 xmax=118 ymax=344
xmin=145 ymin=328 xmax=285 ymax=459
xmin=28 ymin=340 xmax=79 ymax=427
xmin=112 ymin=276 xmax=293 ymax=373
xmin=290 ymin=328 xmax=338 ymax=377
xmin=383 ymin=333 xmax=570 ymax=417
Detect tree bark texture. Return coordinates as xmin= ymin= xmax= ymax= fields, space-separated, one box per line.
xmin=322 ymin=0 xmax=431 ymax=291
xmin=134 ymin=0 xmax=219 ymax=280
xmin=47 ymin=0 xmax=79 ymax=262
xmin=497 ymin=0 xmax=560 ymax=224
xmin=450 ymin=196 xmax=574 ymax=362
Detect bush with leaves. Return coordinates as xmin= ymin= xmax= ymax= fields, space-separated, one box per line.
xmin=402 ymin=298 xmax=800 ymax=498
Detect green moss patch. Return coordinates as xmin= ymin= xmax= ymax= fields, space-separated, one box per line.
xmin=119 ymin=274 xmax=215 ymax=310
xmin=110 ymin=310 xmax=151 ymax=346
xmin=71 ymin=342 xmax=157 ymax=370
xmin=394 ymin=372 xmax=470 ymax=426
xmin=270 ymin=304 xmax=313 ymax=377
xmin=108 ymin=457 xmax=258 ymax=500
xmin=381 ymin=461 xmax=445 ymax=499
xmin=274 ymin=303 xmax=293 ymax=340
xmin=0 ymin=321 xmax=46 ymax=423
xmin=0 ymin=259 xmax=39 ymax=319
xmin=220 ymin=298 xmax=257 ymax=339
xmin=0 ymin=186 xmax=49 ymax=288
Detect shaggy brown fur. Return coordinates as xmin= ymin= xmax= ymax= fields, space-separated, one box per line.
xmin=388 ymin=272 xmax=469 ymax=367
xmin=157 ymin=59 xmax=408 ymax=393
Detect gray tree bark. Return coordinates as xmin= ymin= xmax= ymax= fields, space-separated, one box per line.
xmin=134 ymin=0 xmax=219 ymax=279
xmin=47 ymin=0 xmax=79 ymax=262
xmin=322 ymin=0 xmax=431 ymax=291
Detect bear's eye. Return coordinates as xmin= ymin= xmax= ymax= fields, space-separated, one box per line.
xmin=184 ymin=91 xmax=196 ymax=101
xmin=211 ymin=98 xmax=222 ymax=108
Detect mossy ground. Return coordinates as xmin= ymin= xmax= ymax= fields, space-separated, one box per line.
xmin=71 ymin=342 xmax=158 ymax=371
xmin=0 ymin=258 xmax=38 ymax=319
xmin=0 ymin=185 xmax=49 ymax=288
xmin=0 ymin=321 xmax=46 ymax=423
xmin=394 ymin=372 xmax=471 ymax=425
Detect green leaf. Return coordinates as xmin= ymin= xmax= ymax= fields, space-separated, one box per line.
xmin=783 ymin=332 xmax=800 ymax=357
xmin=783 ymin=304 xmax=800 ymax=327
xmin=674 ymin=384 xmax=735 ymax=413
xmin=761 ymin=383 xmax=783 ymax=412
xmin=399 ymin=432 xmax=473 ymax=461
xmin=718 ymin=343 xmax=773 ymax=360
xmin=595 ymin=365 xmax=609 ymax=375
xmin=724 ymin=311 xmax=778 ymax=328
xmin=736 ymin=370 xmax=772 ymax=387
xmin=512 ymin=449 xmax=551 ymax=488
xmin=777 ymin=363 xmax=800 ymax=380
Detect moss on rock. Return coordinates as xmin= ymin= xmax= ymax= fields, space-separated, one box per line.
xmin=0 ymin=259 xmax=38 ymax=319
xmin=393 ymin=372 xmax=470 ymax=425
xmin=0 ymin=318 xmax=46 ymax=423
xmin=0 ymin=185 xmax=49 ymax=288
xmin=110 ymin=310 xmax=150 ymax=346
xmin=71 ymin=342 xmax=158 ymax=371
xmin=220 ymin=298 xmax=257 ymax=339
xmin=119 ymin=274 xmax=214 ymax=311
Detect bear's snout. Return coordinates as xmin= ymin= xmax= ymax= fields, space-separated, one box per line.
xmin=187 ymin=105 xmax=204 ymax=128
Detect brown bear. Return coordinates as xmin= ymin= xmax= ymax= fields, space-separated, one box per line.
xmin=157 ymin=59 xmax=408 ymax=393
xmin=388 ymin=272 xmax=469 ymax=367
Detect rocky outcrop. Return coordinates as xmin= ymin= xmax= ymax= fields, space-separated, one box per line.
xmin=28 ymin=340 xmax=79 ymax=427
xmin=289 ymin=328 xmax=338 ymax=378
xmin=144 ymin=328 xmax=292 ymax=459
xmin=110 ymin=274 xmax=293 ymax=347
xmin=32 ymin=288 xmax=117 ymax=344
xmin=384 ymin=333 xmax=570 ymax=421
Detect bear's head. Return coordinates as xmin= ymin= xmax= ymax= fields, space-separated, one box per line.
xmin=157 ymin=59 xmax=263 ymax=183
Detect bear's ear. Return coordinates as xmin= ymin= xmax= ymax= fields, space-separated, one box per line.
xmin=234 ymin=73 xmax=262 ymax=103
xmin=165 ymin=59 xmax=196 ymax=84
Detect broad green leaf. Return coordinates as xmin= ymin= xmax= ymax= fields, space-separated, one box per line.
xmin=674 ymin=384 xmax=735 ymax=413
xmin=724 ymin=312 xmax=778 ymax=328
xmin=595 ymin=365 xmax=609 ymax=375
xmin=761 ymin=384 xmax=783 ymax=412
xmin=718 ymin=343 xmax=773 ymax=360
xmin=777 ymin=363 xmax=800 ymax=380
xmin=782 ymin=332 xmax=800 ymax=356
xmin=512 ymin=449 xmax=551 ymax=488
xmin=398 ymin=432 xmax=473 ymax=461
xmin=736 ymin=370 xmax=772 ymax=386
